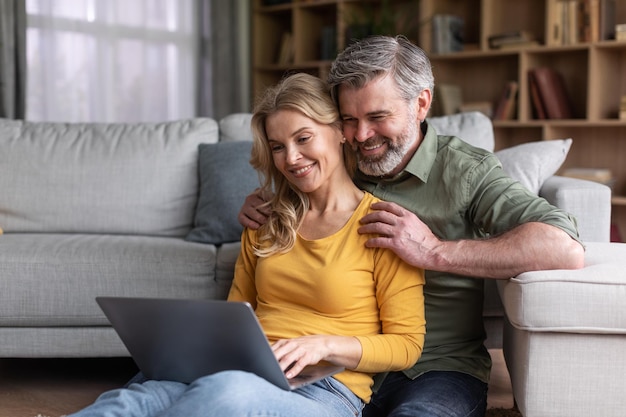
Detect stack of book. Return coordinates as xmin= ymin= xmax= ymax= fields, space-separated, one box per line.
xmin=548 ymin=0 xmax=616 ymax=45
xmin=488 ymin=30 xmax=538 ymax=49
xmin=528 ymin=67 xmax=575 ymax=119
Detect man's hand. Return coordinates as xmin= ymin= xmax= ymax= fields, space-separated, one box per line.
xmin=238 ymin=189 xmax=271 ymax=230
xmin=357 ymin=201 xmax=442 ymax=269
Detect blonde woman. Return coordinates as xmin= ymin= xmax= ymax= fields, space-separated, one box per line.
xmin=68 ymin=73 xmax=425 ymax=417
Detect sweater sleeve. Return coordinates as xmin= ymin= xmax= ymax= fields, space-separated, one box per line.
xmin=227 ymin=228 xmax=258 ymax=309
xmin=354 ymin=247 xmax=426 ymax=373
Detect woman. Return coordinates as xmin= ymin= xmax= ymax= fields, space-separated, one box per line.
xmin=68 ymin=73 xmax=425 ymax=417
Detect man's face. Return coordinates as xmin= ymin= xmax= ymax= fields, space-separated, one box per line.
xmin=338 ymin=75 xmax=421 ymax=177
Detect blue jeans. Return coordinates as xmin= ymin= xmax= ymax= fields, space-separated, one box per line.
xmin=67 ymin=370 xmax=363 ymax=417
xmin=363 ymin=371 xmax=488 ymax=417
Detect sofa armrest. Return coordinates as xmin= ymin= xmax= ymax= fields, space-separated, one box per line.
xmin=539 ymin=175 xmax=611 ymax=242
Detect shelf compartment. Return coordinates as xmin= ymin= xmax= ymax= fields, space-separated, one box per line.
xmin=419 ymin=0 xmax=480 ymax=53
xmin=482 ymin=0 xmax=546 ymax=50
xmin=493 ymin=125 xmax=544 ymax=151
xmin=294 ymin=2 xmax=337 ymax=62
xmin=524 ymin=47 xmax=589 ymax=120
xmin=430 ymin=53 xmax=519 ymax=116
xmin=589 ymin=43 xmax=626 ymax=120
xmin=252 ymin=8 xmax=292 ymax=68
xmin=548 ymin=125 xmax=626 ymax=196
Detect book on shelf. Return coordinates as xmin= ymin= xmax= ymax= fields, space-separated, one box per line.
xmin=433 ymin=84 xmax=463 ymax=116
xmin=620 ymin=95 xmax=626 ymax=121
xmin=599 ymin=0 xmax=616 ymax=40
xmin=277 ymin=32 xmax=294 ymax=64
xmin=493 ymin=81 xmax=518 ymax=121
xmin=527 ymin=67 xmax=574 ymax=119
xmin=488 ymin=30 xmax=535 ymax=49
xmin=497 ymin=40 xmax=540 ymax=50
xmin=549 ymin=0 xmax=616 ymax=45
xmin=528 ymin=71 xmax=547 ymax=119
xmin=431 ymin=14 xmax=464 ymax=54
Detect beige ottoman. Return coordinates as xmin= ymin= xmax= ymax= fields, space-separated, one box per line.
xmin=499 ymin=242 xmax=626 ymax=417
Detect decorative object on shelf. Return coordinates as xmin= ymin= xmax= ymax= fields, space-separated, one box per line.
xmin=493 ymin=81 xmax=519 ymax=121
xmin=431 ymin=14 xmax=464 ymax=54
xmin=527 ymin=67 xmax=575 ymax=119
xmin=459 ymin=101 xmax=493 ymax=119
xmin=320 ymin=26 xmax=337 ymax=60
xmin=617 ymin=23 xmax=626 ymax=41
xmin=344 ymin=0 xmax=390 ymax=42
xmin=432 ymin=84 xmax=462 ymax=116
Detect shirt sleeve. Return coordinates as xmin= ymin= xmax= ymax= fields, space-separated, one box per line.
xmin=354 ymin=248 xmax=426 ymax=373
xmin=468 ymin=153 xmax=582 ymax=245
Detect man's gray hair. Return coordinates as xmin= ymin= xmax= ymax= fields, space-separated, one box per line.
xmin=328 ymin=35 xmax=434 ymax=106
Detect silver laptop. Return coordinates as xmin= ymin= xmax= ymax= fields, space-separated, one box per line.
xmin=96 ymin=296 xmax=343 ymax=391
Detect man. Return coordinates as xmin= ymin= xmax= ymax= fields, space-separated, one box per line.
xmin=239 ymin=35 xmax=584 ymax=417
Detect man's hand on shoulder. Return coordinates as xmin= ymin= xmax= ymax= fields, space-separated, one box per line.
xmin=358 ymin=201 xmax=443 ymax=269
xmin=238 ymin=189 xmax=271 ymax=230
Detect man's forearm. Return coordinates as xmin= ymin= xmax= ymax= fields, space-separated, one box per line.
xmin=429 ymin=222 xmax=585 ymax=279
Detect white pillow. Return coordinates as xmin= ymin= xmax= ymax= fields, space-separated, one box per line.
xmin=495 ymin=138 xmax=572 ymax=194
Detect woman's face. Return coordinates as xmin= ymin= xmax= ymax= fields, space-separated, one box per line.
xmin=265 ymin=109 xmax=345 ymax=195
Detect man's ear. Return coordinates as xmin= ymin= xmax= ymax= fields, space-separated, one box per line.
xmin=416 ymin=88 xmax=432 ymax=121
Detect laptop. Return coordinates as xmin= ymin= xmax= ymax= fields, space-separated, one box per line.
xmin=96 ymin=296 xmax=344 ymax=391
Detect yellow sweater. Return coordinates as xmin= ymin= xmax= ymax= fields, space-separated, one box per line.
xmin=228 ymin=192 xmax=425 ymax=402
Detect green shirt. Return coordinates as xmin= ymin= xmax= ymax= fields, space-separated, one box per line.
xmin=354 ymin=121 xmax=580 ymax=383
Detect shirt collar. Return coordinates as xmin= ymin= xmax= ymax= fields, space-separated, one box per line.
xmin=401 ymin=120 xmax=438 ymax=183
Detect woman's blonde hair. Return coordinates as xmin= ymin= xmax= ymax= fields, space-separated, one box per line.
xmin=250 ymin=72 xmax=355 ymax=256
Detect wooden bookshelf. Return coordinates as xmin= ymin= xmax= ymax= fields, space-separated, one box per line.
xmin=252 ymin=0 xmax=626 ymax=240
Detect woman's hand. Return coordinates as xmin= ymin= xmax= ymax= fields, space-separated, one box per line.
xmin=271 ymin=335 xmax=362 ymax=379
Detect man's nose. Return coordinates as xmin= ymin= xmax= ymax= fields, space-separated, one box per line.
xmin=354 ymin=121 xmax=373 ymax=142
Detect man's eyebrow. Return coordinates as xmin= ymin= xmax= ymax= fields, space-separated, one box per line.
xmin=341 ymin=110 xmax=390 ymax=119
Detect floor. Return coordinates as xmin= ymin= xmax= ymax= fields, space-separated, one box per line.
xmin=0 ymin=349 xmax=514 ymax=417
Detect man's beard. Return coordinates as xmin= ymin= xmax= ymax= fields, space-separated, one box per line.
xmin=355 ymin=119 xmax=419 ymax=177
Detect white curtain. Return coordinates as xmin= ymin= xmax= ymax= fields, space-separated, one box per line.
xmin=25 ymin=0 xmax=198 ymax=123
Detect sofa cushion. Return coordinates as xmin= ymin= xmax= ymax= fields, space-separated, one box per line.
xmin=0 ymin=233 xmax=218 ymax=327
xmin=186 ymin=141 xmax=259 ymax=244
xmin=499 ymin=241 xmax=626 ymax=334
xmin=495 ymin=138 xmax=572 ymax=194
xmin=428 ymin=111 xmax=495 ymax=152
xmin=219 ymin=113 xmax=254 ymax=142
xmin=0 ymin=118 xmax=219 ymax=236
